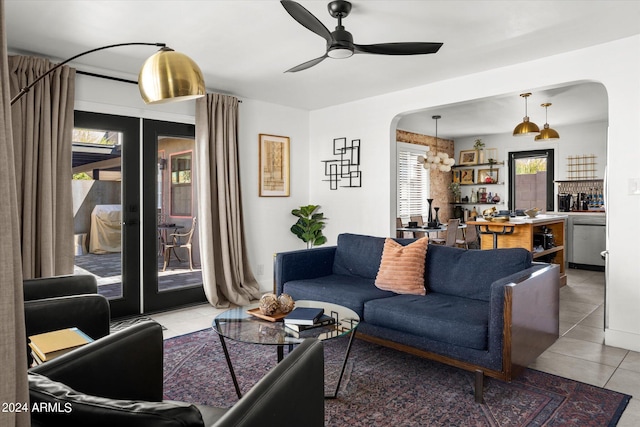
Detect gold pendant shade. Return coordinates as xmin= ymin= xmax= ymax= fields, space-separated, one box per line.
xmin=534 ymin=103 xmax=560 ymax=140
xmin=513 ymin=93 xmax=540 ymax=136
xmin=139 ymin=47 xmax=206 ymax=104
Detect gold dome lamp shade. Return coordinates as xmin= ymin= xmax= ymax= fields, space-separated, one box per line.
xmin=513 ymin=93 xmax=540 ymax=136
xmin=138 ymin=47 xmax=206 ymax=104
xmin=534 ymin=103 xmax=560 ymax=140
xmin=11 ymin=42 xmax=205 ymax=106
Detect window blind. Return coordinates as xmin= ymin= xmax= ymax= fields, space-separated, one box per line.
xmin=397 ymin=145 xmax=429 ymax=221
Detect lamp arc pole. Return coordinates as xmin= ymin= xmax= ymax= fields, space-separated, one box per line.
xmin=10 ymin=42 xmax=166 ymax=105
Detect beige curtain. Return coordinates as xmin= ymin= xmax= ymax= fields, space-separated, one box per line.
xmin=0 ymin=0 xmax=30 ymax=425
xmin=9 ymin=55 xmax=75 ymax=278
xmin=196 ymin=93 xmax=261 ymax=307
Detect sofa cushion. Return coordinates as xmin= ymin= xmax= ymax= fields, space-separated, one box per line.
xmin=332 ymin=234 xmax=415 ymax=279
xmin=426 ymin=245 xmax=532 ymax=301
xmin=364 ymin=294 xmax=490 ymax=350
xmin=332 ymin=233 xmax=386 ymax=279
xmin=283 ymin=274 xmax=395 ymax=318
xmin=375 ymin=238 xmax=428 ymax=295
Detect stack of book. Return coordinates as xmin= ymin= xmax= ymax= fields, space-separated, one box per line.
xmin=284 ymin=307 xmax=336 ymax=335
xmin=28 ymin=327 xmax=93 ymax=365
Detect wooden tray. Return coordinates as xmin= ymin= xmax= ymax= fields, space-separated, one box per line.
xmin=247 ymin=308 xmax=287 ymax=322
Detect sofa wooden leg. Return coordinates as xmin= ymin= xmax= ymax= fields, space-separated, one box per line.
xmin=474 ymin=370 xmax=484 ymax=403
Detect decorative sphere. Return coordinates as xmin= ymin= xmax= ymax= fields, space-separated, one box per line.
xmin=259 ymin=293 xmax=279 ymax=315
xmin=278 ymin=294 xmax=295 ymax=313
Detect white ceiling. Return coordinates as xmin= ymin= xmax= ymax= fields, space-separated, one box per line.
xmin=5 ymin=1 xmax=640 ymax=137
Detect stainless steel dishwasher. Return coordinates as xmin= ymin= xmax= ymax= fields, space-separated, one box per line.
xmin=570 ymin=215 xmax=606 ymax=270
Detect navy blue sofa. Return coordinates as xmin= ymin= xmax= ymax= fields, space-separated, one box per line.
xmin=275 ymin=233 xmax=560 ymax=402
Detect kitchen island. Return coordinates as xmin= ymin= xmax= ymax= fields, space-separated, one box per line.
xmin=467 ymin=214 xmax=568 ymax=286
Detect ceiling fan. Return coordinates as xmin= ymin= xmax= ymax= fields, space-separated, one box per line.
xmin=280 ymin=0 xmax=443 ymax=72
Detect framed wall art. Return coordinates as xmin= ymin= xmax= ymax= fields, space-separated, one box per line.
xmin=478 ymin=169 xmax=499 ymax=184
xmin=259 ymin=134 xmax=290 ymax=197
xmin=460 ymin=168 xmax=475 ymax=185
xmin=452 ymin=169 xmax=461 ymax=183
xmin=459 ymin=149 xmax=478 ymax=165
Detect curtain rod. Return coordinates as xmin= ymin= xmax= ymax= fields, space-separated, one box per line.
xmin=76 ymin=70 xmax=242 ymax=102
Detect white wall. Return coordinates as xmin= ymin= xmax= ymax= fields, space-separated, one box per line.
xmin=237 ymin=99 xmax=310 ymax=291
xmin=308 ymin=35 xmax=640 ymax=351
xmin=74 ymin=74 xmax=310 ymax=293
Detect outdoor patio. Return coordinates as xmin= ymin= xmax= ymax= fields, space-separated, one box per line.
xmin=74 ymin=252 xmax=203 ymax=299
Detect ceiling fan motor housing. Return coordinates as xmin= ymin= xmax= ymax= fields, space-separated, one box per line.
xmin=328 ymin=26 xmax=354 ymax=58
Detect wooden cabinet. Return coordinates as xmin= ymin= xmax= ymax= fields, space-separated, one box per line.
xmin=467 ymin=216 xmax=567 ymax=286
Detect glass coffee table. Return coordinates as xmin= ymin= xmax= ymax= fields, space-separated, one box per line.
xmin=212 ymin=299 xmax=359 ymax=399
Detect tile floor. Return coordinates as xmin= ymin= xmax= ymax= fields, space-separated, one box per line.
xmin=149 ymin=268 xmax=639 ymax=425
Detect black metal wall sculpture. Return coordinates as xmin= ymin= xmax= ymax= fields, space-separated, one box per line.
xmin=322 ymin=137 xmax=362 ymax=190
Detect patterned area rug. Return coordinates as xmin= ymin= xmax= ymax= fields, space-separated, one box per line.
xmin=163 ymin=329 xmax=631 ymax=426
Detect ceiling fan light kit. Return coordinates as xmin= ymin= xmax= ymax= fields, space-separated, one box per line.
xmin=281 ymin=0 xmax=443 ymax=72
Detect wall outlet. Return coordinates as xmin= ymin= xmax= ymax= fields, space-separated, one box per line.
xmin=257 ymin=264 xmax=264 ymax=276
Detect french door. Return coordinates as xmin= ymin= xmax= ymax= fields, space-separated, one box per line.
xmin=72 ymin=111 xmax=205 ymax=318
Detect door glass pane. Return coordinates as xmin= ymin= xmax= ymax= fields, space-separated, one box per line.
xmin=72 ymin=127 xmax=123 ymax=300
xmin=513 ymin=156 xmax=548 ymax=210
xmin=157 ymin=137 xmax=202 ymax=291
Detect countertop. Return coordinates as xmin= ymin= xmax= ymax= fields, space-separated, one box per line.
xmin=546 ymin=211 xmax=605 ymax=216
xmin=470 ymin=214 xmax=568 ymax=225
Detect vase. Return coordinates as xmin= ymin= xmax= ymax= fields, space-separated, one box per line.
xmin=427 ymin=198 xmax=434 ymax=225
xmin=433 ymin=207 xmax=441 ymax=226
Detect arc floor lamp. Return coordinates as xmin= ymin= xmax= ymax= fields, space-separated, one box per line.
xmin=10 ymin=42 xmax=205 ymax=106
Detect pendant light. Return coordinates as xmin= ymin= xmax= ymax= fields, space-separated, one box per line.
xmin=418 ymin=115 xmax=455 ymax=172
xmin=534 ymin=103 xmax=560 ymax=140
xmin=512 ymin=93 xmax=540 ymax=136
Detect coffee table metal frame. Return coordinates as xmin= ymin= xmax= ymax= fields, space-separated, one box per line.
xmin=212 ymin=299 xmax=359 ymax=399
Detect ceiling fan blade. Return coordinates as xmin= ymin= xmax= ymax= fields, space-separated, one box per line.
xmin=354 ymin=42 xmax=443 ymax=55
xmin=281 ymin=0 xmax=332 ymax=43
xmin=285 ymin=54 xmax=328 ymax=73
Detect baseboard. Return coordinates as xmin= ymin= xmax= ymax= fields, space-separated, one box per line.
xmin=605 ymin=328 xmax=640 ymax=352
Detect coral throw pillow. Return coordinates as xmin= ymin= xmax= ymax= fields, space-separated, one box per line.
xmin=375 ymin=237 xmax=428 ymax=295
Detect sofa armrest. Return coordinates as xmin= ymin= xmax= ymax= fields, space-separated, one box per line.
xmin=274 ymin=246 xmax=336 ymax=295
xmin=489 ymin=263 xmax=559 ymax=377
xmin=25 ymin=294 xmax=111 ymax=340
xmin=211 ymin=338 xmax=324 ymax=427
xmin=24 ymin=274 xmax=98 ymax=301
xmin=30 ymin=321 xmax=164 ymax=402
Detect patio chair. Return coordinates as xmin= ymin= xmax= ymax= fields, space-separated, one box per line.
xmin=163 ymin=217 xmax=196 ymax=271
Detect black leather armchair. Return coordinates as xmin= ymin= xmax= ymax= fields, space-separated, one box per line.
xmin=28 ymin=321 xmax=325 ymax=427
xmin=24 ymin=274 xmax=110 ymax=341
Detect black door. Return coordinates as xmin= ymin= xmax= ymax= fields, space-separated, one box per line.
xmin=142 ymin=119 xmax=205 ymax=312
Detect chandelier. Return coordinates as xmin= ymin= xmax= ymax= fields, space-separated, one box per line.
xmin=418 ymin=115 xmax=455 ymax=172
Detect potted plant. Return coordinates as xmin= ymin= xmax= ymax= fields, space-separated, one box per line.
xmin=290 ymin=204 xmax=327 ymax=249
xmin=449 ymin=182 xmax=461 ymax=203
xmin=473 ymin=138 xmax=485 ymax=163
